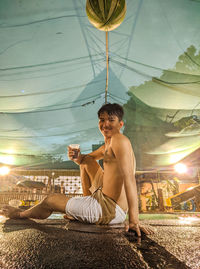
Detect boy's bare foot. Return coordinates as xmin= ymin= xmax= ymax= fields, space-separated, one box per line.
xmin=63 ymin=214 xmax=75 ymax=221
xmin=0 ymin=205 xmax=23 ymax=219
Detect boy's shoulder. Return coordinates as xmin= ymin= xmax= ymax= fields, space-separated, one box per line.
xmin=111 ymin=133 xmax=130 ymax=144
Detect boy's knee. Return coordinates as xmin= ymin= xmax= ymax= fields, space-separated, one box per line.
xmin=42 ymin=193 xmax=57 ymax=207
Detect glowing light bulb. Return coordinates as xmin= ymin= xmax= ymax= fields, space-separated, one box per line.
xmin=0 ymin=166 xmax=10 ymax=176
xmin=174 ymin=163 xmax=187 ymax=174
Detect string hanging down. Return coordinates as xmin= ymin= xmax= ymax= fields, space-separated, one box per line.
xmin=85 ymin=0 xmax=127 ymax=104
xmin=105 ymin=31 xmax=109 ymax=104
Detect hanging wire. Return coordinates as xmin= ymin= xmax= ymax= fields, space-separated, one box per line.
xmin=0 ymin=93 xmax=102 ymax=114
xmin=105 ymin=31 xmax=109 ymax=104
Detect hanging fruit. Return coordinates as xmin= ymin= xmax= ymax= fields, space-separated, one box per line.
xmin=86 ymin=0 xmax=126 ymax=31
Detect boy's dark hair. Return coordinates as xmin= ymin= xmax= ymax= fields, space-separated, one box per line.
xmin=98 ymin=103 xmax=124 ymax=121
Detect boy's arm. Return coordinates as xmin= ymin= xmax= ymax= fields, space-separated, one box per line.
xmin=68 ymin=144 xmax=105 ymax=165
xmin=111 ymin=134 xmax=140 ymax=234
xmin=88 ymin=144 xmax=105 ymax=160
xmin=111 ymin=134 xmax=153 ymax=236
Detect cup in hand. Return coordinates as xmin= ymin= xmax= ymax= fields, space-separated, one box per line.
xmin=69 ymin=144 xmax=80 ymax=159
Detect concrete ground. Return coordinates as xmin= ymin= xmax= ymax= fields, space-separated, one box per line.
xmin=0 ymin=214 xmax=199 ymax=269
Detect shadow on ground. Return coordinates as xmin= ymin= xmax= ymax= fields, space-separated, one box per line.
xmin=0 ymin=219 xmax=190 ymax=269
xmin=125 ymin=232 xmax=190 ymax=269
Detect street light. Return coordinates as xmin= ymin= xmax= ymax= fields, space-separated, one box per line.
xmin=174 ymin=163 xmax=187 ymax=174
xmin=0 ymin=166 xmax=10 ymax=176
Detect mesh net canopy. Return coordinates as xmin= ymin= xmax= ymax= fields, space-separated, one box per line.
xmin=0 ymin=0 xmax=200 ymax=170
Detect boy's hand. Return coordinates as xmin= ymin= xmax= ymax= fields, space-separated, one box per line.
xmin=125 ymin=222 xmax=154 ymax=237
xmin=67 ymin=146 xmax=81 ymax=164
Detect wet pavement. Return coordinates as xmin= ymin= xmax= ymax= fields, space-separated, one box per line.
xmin=0 ymin=216 xmax=199 ymax=269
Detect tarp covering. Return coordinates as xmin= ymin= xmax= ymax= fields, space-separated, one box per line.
xmin=0 ymin=0 xmax=200 ymax=170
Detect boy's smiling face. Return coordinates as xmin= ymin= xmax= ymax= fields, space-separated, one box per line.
xmin=98 ymin=112 xmax=123 ymax=139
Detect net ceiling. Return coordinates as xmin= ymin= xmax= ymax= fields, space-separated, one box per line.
xmin=0 ymin=0 xmax=200 ymax=170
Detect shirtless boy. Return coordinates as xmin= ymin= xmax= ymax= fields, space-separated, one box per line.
xmin=0 ymin=103 xmax=152 ymax=236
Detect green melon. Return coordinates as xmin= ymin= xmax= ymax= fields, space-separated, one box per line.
xmin=86 ymin=0 xmax=126 ymax=31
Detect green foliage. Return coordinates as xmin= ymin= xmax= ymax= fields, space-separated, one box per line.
xmin=175 ymin=45 xmax=200 ymax=74
xmin=123 ymin=45 xmax=200 ymax=169
xmin=173 ymin=116 xmax=196 ymax=129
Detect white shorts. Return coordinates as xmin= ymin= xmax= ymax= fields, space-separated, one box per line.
xmin=65 ymin=189 xmax=126 ymax=225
